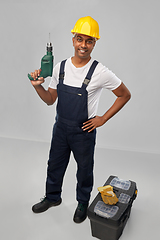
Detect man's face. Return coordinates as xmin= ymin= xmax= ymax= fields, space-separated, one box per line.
xmin=72 ymin=34 xmax=96 ymax=59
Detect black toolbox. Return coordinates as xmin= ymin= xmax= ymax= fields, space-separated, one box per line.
xmin=87 ymin=176 xmax=137 ymax=240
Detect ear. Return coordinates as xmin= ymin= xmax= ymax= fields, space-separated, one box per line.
xmin=91 ymin=41 xmax=96 ymax=51
xmin=72 ymin=37 xmax=75 ymax=46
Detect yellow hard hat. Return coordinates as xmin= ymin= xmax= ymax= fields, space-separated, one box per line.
xmin=71 ymin=16 xmax=100 ymax=40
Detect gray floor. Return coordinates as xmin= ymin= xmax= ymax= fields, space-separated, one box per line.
xmin=0 ymin=136 xmax=159 ymax=240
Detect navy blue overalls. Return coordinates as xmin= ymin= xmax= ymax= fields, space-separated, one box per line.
xmin=46 ymin=60 xmax=98 ymax=205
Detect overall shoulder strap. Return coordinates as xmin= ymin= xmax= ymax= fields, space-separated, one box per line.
xmin=59 ymin=59 xmax=67 ymax=82
xmin=82 ymin=60 xmax=99 ymax=87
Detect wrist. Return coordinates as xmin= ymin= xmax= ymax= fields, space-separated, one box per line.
xmin=33 ymin=84 xmax=42 ymax=89
xmin=101 ymin=114 xmax=108 ymax=124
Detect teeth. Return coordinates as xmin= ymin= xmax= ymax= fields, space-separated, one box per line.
xmin=80 ymin=50 xmax=85 ymax=53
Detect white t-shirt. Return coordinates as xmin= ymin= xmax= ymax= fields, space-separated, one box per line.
xmin=49 ymin=57 xmax=122 ymax=118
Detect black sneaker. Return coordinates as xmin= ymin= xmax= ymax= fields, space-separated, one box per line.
xmin=32 ymin=197 xmax=62 ymax=213
xmin=73 ymin=203 xmax=88 ymax=223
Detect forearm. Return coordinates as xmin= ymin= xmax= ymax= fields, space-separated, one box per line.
xmin=30 ymin=70 xmax=57 ymax=105
xmin=82 ymin=83 xmax=131 ymax=132
xmin=102 ymin=94 xmax=131 ymax=123
xmin=33 ymin=85 xmax=56 ymax=105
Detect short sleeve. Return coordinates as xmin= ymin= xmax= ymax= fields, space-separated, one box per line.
xmin=98 ymin=64 xmax=122 ymax=91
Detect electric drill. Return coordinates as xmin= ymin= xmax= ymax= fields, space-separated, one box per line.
xmin=28 ymin=34 xmax=54 ymax=81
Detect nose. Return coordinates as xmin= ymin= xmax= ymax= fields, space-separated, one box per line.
xmin=81 ymin=40 xmax=87 ymax=48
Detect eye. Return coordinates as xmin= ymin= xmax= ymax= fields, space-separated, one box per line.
xmin=77 ymin=37 xmax=82 ymax=42
xmin=87 ymin=40 xmax=94 ymax=44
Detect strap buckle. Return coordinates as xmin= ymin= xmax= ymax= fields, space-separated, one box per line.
xmin=59 ymin=73 xmax=65 ymax=79
xmin=83 ymin=78 xmax=90 ymax=85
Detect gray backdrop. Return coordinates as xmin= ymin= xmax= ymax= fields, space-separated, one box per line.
xmin=0 ymin=1 xmax=160 ymax=240
xmin=0 ymin=0 xmax=159 ymax=154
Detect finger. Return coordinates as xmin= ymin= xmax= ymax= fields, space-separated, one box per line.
xmin=83 ymin=124 xmax=95 ymax=132
xmin=82 ymin=123 xmax=93 ymax=131
xmin=88 ymin=126 xmax=95 ymax=132
xmin=38 ymin=69 xmax=41 ymax=76
xmin=83 ymin=119 xmax=92 ymax=126
xmin=31 ymin=73 xmax=35 ymax=80
xmin=86 ymin=122 xmax=96 ymax=129
xmin=31 ymin=72 xmax=36 ymax=80
xmin=82 ymin=124 xmax=90 ymax=130
xmin=38 ymin=77 xmax=44 ymax=81
xmin=82 ymin=119 xmax=94 ymax=128
xmin=34 ymin=75 xmax=38 ymax=80
xmin=35 ymin=70 xmax=39 ymax=77
xmin=83 ymin=116 xmax=97 ymax=125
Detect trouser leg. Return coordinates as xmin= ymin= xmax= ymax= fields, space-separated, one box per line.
xmin=46 ymin=122 xmax=71 ymax=202
xmin=71 ymin=128 xmax=96 ymax=204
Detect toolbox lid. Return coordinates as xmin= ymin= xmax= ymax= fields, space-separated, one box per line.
xmin=110 ymin=177 xmax=131 ymax=190
xmin=94 ymin=201 xmax=119 ymax=218
xmin=119 ymin=193 xmax=131 ymax=204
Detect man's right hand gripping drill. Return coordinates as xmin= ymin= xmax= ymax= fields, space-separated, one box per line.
xmin=30 ymin=69 xmax=44 ymax=86
xmin=29 ymin=69 xmax=57 ymax=106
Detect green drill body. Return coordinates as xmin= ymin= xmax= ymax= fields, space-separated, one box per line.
xmin=28 ymin=41 xmax=53 ymax=81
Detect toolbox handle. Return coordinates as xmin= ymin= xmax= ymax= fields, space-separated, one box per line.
xmin=120 ymin=211 xmax=130 ymax=226
xmin=120 ymin=204 xmax=132 ymax=226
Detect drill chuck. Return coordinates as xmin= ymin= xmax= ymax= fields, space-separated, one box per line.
xmin=47 ymin=42 xmax=53 ymax=52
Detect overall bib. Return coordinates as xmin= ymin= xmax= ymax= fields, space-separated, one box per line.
xmin=46 ymin=60 xmax=98 ymax=205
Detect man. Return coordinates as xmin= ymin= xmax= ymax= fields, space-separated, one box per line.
xmin=30 ymin=16 xmax=131 ymax=223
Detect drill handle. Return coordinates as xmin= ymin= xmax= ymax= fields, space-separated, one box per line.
xmin=28 ymin=53 xmax=53 ymax=81
xmin=28 ymin=73 xmax=33 ymax=80
xmin=28 ymin=72 xmax=41 ymax=81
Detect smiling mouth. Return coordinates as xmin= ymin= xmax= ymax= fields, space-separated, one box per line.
xmin=79 ymin=49 xmax=87 ymax=53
